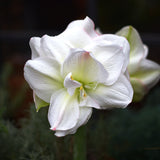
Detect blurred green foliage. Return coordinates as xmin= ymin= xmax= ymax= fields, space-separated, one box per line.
xmin=0 ymin=62 xmax=160 ymax=160
xmin=0 ymin=63 xmax=28 ymax=120
xmin=88 ymin=87 xmax=160 ymax=160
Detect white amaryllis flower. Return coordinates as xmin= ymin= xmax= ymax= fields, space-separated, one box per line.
xmin=117 ymin=26 xmax=160 ymax=101
xmin=24 ymin=17 xmax=133 ymax=137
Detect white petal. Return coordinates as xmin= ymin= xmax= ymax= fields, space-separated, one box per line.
xmin=102 ymin=50 xmax=125 ymax=85
xmin=40 ymin=35 xmax=70 ymax=63
xmin=54 ymin=107 xmax=92 ymax=137
xmin=62 ymin=49 xmax=108 ymax=85
xmin=116 ymin=26 xmax=145 ymax=60
xmin=128 ymin=44 xmax=148 ymax=74
xmin=87 ymin=74 xmax=133 ymax=109
xmin=24 ymin=57 xmax=63 ymax=102
xmin=57 ymin=17 xmax=98 ymax=48
xmin=48 ymin=89 xmax=79 ymax=131
xmin=85 ymin=34 xmax=129 ymax=68
xmin=79 ymin=94 xmax=100 ymax=109
xmin=131 ymin=59 xmax=160 ymax=90
xmin=116 ymin=26 xmax=147 ymax=74
xmin=77 ymin=107 xmax=92 ymax=126
xmin=66 ymin=16 xmax=98 ymax=38
xmin=95 ymin=28 xmax=102 ymax=35
xmin=143 ymin=45 xmax=149 ymax=58
xmin=29 ymin=37 xmax=42 ymax=59
xmin=64 ymin=72 xmax=81 ymax=95
xmin=85 ymin=34 xmax=129 ymax=84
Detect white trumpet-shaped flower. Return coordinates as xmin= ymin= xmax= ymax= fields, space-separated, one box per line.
xmin=24 ymin=17 xmax=133 ymax=136
xmin=117 ymin=26 xmax=160 ymax=101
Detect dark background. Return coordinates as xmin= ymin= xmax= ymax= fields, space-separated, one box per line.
xmin=0 ymin=0 xmax=160 ymax=63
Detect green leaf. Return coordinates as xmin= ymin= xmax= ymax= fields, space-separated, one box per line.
xmin=34 ymin=94 xmax=49 ymax=112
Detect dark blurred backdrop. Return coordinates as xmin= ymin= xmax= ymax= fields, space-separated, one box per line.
xmin=0 ymin=0 xmax=160 ymax=62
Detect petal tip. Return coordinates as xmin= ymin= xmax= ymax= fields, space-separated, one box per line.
xmin=50 ymin=127 xmax=56 ymax=131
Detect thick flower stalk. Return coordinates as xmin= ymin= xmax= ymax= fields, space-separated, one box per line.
xmin=117 ymin=26 xmax=160 ymax=101
xmin=24 ymin=17 xmax=133 ymax=137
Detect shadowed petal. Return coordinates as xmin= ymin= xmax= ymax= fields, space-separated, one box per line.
xmin=62 ymin=49 xmax=108 ymax=85
xmin=40 ymin=35 xmax=70 ymax=63
xmin=30 ymin=37 xmax=42 ymax=59
xmin=48 ymin=89 xmax=79 ymax=131
xmin=64 ymin=72 xmax=81 ymax=95
xmin=54 ymin=107 xmax=92 ymax=137
xmin=85 ymin=34 xmax=130 ymax=84
xmin=116 ymin=26 xmax=146 ymax=74
xmin=87 ymin=74 xmax=133 ymax=109
xmin=79 ymin=94 xmax=100 ymax=109
xmin=24 ymin=57 xmax=63 ymax=102
xmin=131 ymin=59 xmax=160 ymax=90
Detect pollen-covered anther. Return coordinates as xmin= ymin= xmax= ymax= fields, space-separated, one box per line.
xmin=70 ymin=75 xmax=74 ymax=80
xmin=83 ymin=93 xmax=86 ymax=97
xmin=80 ymin=86 xmax=83 ymax=90
xmin=79 ymin=86 xmax=84 ymax=98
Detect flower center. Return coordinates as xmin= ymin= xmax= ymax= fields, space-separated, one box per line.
xmin=64 ymin=72 xmax=97 ymax=100
xmin=79 ymin=85 xmax=86 ymax=98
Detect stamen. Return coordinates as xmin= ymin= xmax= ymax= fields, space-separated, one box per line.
xmin=83 ymin=93 xmax=86 ymax=97
xmin=80 ymin=86 xmax=83 ymax=98
xmin=80 ymin=86 xmax=83 ymax=90
xmin=70 ymin=75 xmax=74 ymax=80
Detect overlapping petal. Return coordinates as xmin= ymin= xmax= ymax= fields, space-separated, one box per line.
xmin=64 ymin=72 xmax=81 ymax=95
xmin=54 ymin=107 xmax=92 ymax=137
xmin=131 ymin=59 xmax=160 ymax=90
xmin=87 ymin=74 xmax=133 ymax=109
xmin=116 ymin=26 xmax=146 ymax=74
xmin=62 ymin=49 xmax=108 ymax=85
xmin=130 ymin=78 xmax=147 ymax=102
xmin=57 ymin=17 xmax=98 ymax=48
xmin=79 ymin=94 xmax=100 ymax=109
xmin=29 ymin=37 xmax=42 ymax=59
xmin=48 ymin=89 xmax=79 ymax=131
xmin=40 ymin=35 xmax=70 ymax=63
xmin=24 ymin=57 xmax=63 ymax=102
xmin=85 ymin=34 xmax=130 ymax=84
xmin=30 ymin=35 xmax=70 ymax=63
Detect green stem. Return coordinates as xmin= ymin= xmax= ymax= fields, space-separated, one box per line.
xmin=73 ymin=125 xmax=87 ymax=160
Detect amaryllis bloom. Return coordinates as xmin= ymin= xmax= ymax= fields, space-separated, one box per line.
xmin=117 ymin=26 xmax=160 ymax=101
xmin=24 ymin=17 xmax=133 ymax=136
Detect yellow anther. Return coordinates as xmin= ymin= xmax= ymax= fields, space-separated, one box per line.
xmin=70 ymin=75 xmax=74 ymax=80
xmin=83 ymin=93 xmax=86 ymax=97
xmin=80 ymin=86 xmax=83 ymax=90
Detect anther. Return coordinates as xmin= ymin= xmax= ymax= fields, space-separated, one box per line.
xmin=70 ymin=75 xmax=74 ymax=80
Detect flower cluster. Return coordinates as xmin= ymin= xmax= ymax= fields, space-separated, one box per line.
xmin=24 ymin=17 xmax=160 ymax=136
